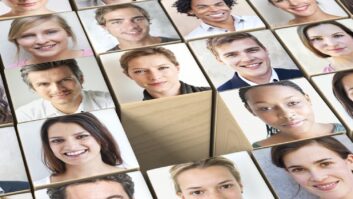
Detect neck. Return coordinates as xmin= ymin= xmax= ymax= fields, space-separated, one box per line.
xmin=52 ymin=95 xmax=82 ymax=114
xmin=63 ymin=161 xmax=116 ymax=180
xmin=291 ymin=10 xmax=335 ymax=24
xmin=148 ymin=81 xmax=181 ymax=99
xmin=29 ymin=49 xmax=80 ymax=65
xmin=118 ymin=35 xmax=160 ymax=50
xmin=7 ymin=8 xmax=51 ymax=17
xmin=203 ymin=17 xmax=235 ymax=31
xmin=283 ymin=123 xmax=333 ymax=140
xmin=330 ymin=56 xmax=353 ymax=70
xmin=241 ymin=69 xmax=272 ymax=85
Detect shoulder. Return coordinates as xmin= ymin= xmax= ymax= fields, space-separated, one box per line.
xmin=33 ymin=176 xmax=51 ymax=186
xmin=8 ymin=59 xmax=27 ymax=68
xmin=15 ymin=99 xmax=47 ymax=122
xmin=160 ymin=37 xmax=179 ymax=42
xmin=217 ymin=74 xmax=247 ymax=91
xmin=235 ymin=15 xmax=264 ymax=27
xmin=180 ymin=81 xmax=211 ymax=94
xmin=185 ymin=26 xmax=205 ymax=39
xmin=274 ymin=68 xmax=302 ymax=78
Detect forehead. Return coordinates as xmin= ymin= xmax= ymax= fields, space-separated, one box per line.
xmin=216 ymin=38 xmax=263 ymax=52
xmin=27 ymin=66 xmax=75 ymax=79
xmin=245 ymin=85 xmax=303 ymax=101
xmin=191 ymin=0 xmax=226 ymax=6
xmin=127 ymin=54 xmax=174 ymax=67
xmin=48 ymin=122 xmax=86 ymax=136
xmin=20 ymin=19 xmax=63 ymax=33
xmin=104 ymin=7 xmax=144 ymax=19
xmin=307 ymin=24 xmax=346 ymax=35
xmin=65 ymin=181 xmax=128 ymax=199
xmin=341 ymin=73 xmax=353 ymax=86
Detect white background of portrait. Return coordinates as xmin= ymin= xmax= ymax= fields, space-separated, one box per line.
xmin=34 ymin=171 xmax=153 ymax=199
xmin=250 ymin=0 xmax=347 ymax=27
xmin=147 ymin=151 xmax=274 ymax=199
xmin=253 ymin=134 xmax=352 ymax=199
xmin=188 ymin=29 xmax=300 ymax=88
xmin=221 ymin=78 xmax=341 ymax=144
xmin=0 ymin=11 xmax=93 ymax=68
xmin=5 ymin=56 xmax=110 ymax=109
xmin=16 ymin=108 xmax=139 ymax=187
xmin=0 ymin=0 xmax=72 ymax=16
xmin=276 ymin=18 xmax=353 ymax=76
xmin=312 ymin=73 xmax=353 ymax=130
xmin=100 ymin=43 xmax=210 ymax=103
xmin=0 ymin=127 xmax=28 ymax=182
xmin=5 ymin=192 xmax=33 ymax=199
xmin=161 ymin=0 xmax=265 ymax=38
xmin=78 ymin=0 xmax=180 ymax=54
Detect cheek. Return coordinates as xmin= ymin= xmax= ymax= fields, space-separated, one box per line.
xmin=290 ymin=173 xmax=310 ymax=186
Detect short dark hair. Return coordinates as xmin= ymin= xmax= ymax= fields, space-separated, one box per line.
xmin=271 ymin=136 xmax=352 ymax=169
xmin=173 ymin=0 xmax=236 ymax=16
xmin=47 ymin=173 xmax=134 ymax=199
xmin=332 ymin=69 xmax=353 ymax=118
xmin=207 ymin=32 xmax=266 ymax=60
xmin=297 ymin=21 xmax=353 ymax=58
xmin=20 ymin=59 xmax=83 ymax=89
xmin=95 ymin=4 xmax=150 ymax=25
xmin=41 ymin=112 xmax=123 ymax=174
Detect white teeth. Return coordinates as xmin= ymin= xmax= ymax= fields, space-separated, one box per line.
xmin=65 ymin=150 xmax=86 ymax=156
xmin=36 ymin=44 xmax=56 ymax=50
xmin=209 ymin=13 xmax=223 ymax=17
xmin=314 ymin=182 xmax=338 ymax=191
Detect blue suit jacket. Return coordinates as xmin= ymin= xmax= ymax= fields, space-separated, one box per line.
xmin=217 ymin=68 xmax=302 ymax=91
xmin=0 ymin=181 xmax=29 ymax=193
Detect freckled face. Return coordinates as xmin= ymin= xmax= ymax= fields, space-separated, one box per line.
xmin=270 ymin=0 xmax=319 ymax=17
xmin=245 ymin=85 xmax=315 ymax=135
xmin=283 ymin=143 xmax=353 ymax=199
xmin=3 ymin=0 xmax=48 ymax=12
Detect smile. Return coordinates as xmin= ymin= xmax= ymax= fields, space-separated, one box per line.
xmin=281 ymin=120 xmax=304 ymax=128
xmin=313 ymin=181 xmax=339 ymax=191
xmin=34 ymin=44 xmax=57 ymax=51
xmin=290 ymin=4 xmax=310 ymax=12
xmin=123 ymin=29 xmax=143 ymax=36
xmin=207 ymin=12 xmax=225 ymax=18
xmin=18 ymin=2 xmax=38 ymax=7
xmin=64 ymin=149 xmax=87 ymax=157
xmin=148 ymin=81 xmax=166 ymax=87
xmin=240 ymin=62 xmax=262 ymax=69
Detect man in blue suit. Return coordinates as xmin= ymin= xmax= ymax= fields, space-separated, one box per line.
xmin=207 ymin=32 xmax=302 ymax=91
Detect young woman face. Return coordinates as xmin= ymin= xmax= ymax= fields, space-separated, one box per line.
xmin=3 ymin=0 xmax=48 ymax=12
xmin=245 ymin=85 xmax=315 ymax=135
xmin=270 ymin=0 xmax=319 ymax=17
xmin=283 ymin=143 xmax=353 ymax=199
xmin=306 ymin=24 xmax=353 ymax=57
xmin=341 ymin=73 xmax=353 ymax=102
xmin=48 ymin=122 xmax=102 ymax=166
xmin=15 ymin=19 xmax=70 ymax=60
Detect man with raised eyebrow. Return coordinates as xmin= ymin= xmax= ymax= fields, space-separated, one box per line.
xmin=207 ymin=32 xmax=302 ymax=91
xmin=95 ymin=4 xmax=178 ymax=51
xmin=15 ymin=59 xmax=114 ymax=122
xmin=173 ymin=0 xmax=264 ymax=39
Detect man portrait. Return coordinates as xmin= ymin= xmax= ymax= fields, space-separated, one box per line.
xmin=207 ymin=32 xmax=302 ymax=91
xmin=13 ymin=59 xmax=114 ymax=122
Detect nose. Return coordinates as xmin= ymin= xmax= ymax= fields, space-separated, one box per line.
xmin=323 ymin=38 xmax=338 ymax=47
xmin=208 ymin=190 xmax=227 ymax=199
xmin=277 ymin=106 xmax=295 ymax=120
xmin=239 ymin=52 xmax=255 ymax=63
xmin=34 ymin=34 xmax=48 ymax=44
xmin=50 ymin=82 xmax=65 ymax=92
xmin=310 ymin=169 xmax=328 ymax=182
xmin=63 ymin=138 xmax=79 ymax=150
xmin=208 ymin=5 xmax=220 ymax=12
xmin=148 ymin=69 xmax=162 ymax=81
xmin=287 ymin=0 xmax=300 ymax=5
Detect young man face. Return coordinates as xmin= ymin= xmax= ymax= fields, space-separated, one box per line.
xmin=188 ymin=0 xmax=232 ymax=25
xmin=102 ymin=7 xmax=150 ymax=44
xmin=215 ymin=38 xmax=272 ymax=80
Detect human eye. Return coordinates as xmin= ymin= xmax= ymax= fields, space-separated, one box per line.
xmin=247 ymin=47 xmax=260 ymax=53
xmin=215 ymin=2 xmax=226 ymax=7
xmin=133 ymin=69 xmax=146 ymax=75
xmin=190 ymin=190 xmax=204 ymax=196
xmin=158 ymin=65 xmax=170 ymax=70
xmin=271 ymin=0 xmax=283 ymax=3
xmin=288 ymin=101 xmax=301 ymax=106
xmin=46 ymin=29 xmax=59 ymax=35
xmin=19 ymin=33 xmax=35 ymax=39
xmin=257 ymin=106 xmax=272 ymax=112
xmin=49 ymin=138 xmax=64 ymax=144
xmin=220 ymin=183 xmax=234 ymax=189
xmin=111 ymin=20 xmax=123 ymax=25
xmin=320 ymin=161 xmax=333 ymax=167
xmin=332 ymin=33 xmax=345 ymax=38
xmin=195 ymin=5 xmax=207 ymax=10
xmin=133 ymin=16 xmax=146 ymax=23
xmin=309 ymin=37 xmax=323 ymax=42
xmin=289 ymin=167 xmax=305 ymax=173
xmin=76 ymin=134 xmax=90 ymax=140
xmin=37 ymin=82 xmax=50 ymax=87
xmin=223 ymin=53 xmax=238 ymax=58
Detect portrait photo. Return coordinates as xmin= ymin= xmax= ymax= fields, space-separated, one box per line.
xmin=161 ymin=0 xmax=265 ymax=40
xmin=0 ymin=12 xmax=94 ymax=69
xmin=188 ymin=29 xmax=302 ymax=92
xmin=0 ymin=0 xmax=72 ymax=19
xmin=276 ymin=18 xmax=353 ymax=76
xmin=35 ymin=171 xmax=153 ymax=199
xmin=100 ymin=43 xmax=211 ymax=103
xmin=147 ymin=151 xmax=274 ymax=199
xmin=0 ymin=76 xmax=13 ymax=125
xmin=16 ymin=109 xmax=139 ymax=188
xmin=220 ymin=77 xmax=344 ymax=148
xmin=0 ymin=127 xmax=30 ymax=196
xmin=78 ymin=0 xmax=180 ymax=54
xmin=253 ymin=134 xmax=353 ymax=199
xmin=5 ymin=56 xmax=114 ymax=123
xmin=312 ymin=70 xmax=353 ymax=132
xmin=250 ymin=0 xmax=348 ymax=28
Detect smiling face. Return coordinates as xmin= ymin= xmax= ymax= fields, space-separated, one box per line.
xmin=126 ymin=54 xmax=181 ymax=97
xmin=189 ymin=0 xmax=231 ymax=25
xmin=176 ymin=166 xmax=243 ymax=199
xmin=16 ymin=20 xmax=71 ymax=61
xmin=215 ymin=38 xmax=272 ymax=81
xmin=283 ymin=143 xmax=353 ymax=199
xmin=48 ymin=122 xmax=102 ymax=166
xmin=65 ymin=180 xmax=130 ymax=199
xmin=270 ymin=0 xmax=319 ymax=17
xmin=245 ymin=85 xmax=315 ymax=135
xmin=306 ymin=24 xmax=353 ymax=58
xmin=3 ymin=0 xmax=48 ymax=12
xmin=102 ymin=7 xmax=150 ymax=43
xmin=27 ymin=66 xmax=83 ymax=110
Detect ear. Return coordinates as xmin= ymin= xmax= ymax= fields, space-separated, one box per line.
xmin=245 ymin=104 xmax=256 ymax=116
xmin=123 ymin=70 xmax=132 ymax=79
xmin=79 ymin=75 xmax=84 ymax=85
xmin=304 ymin=94 xmax=311 ymax=105
xmin=187 ymin=10 xmax=195 ymax=16
xmin=345 ymin=154 xmax=353 ymax=170
xmin=177 ymin=192 xmax=185 ymax=199
xmin=175 ymin=64 xmax=180 ymax=72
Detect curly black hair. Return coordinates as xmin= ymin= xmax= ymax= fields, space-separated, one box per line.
xmin=173 ymin=0 xmax=236 ymax=16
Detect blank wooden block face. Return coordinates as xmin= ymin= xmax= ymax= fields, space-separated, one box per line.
xmin=252 ymin=134 xmax=352 ymax=199
xmin=276 ymin=19 xmax=353 ymax=76
xmin=17 ymin=109 xmax=139 ymax=188
xmin=147 ymin=151 xmax=274 ymax=199
xmin=100 ymin=43 xmax=211 ymax=103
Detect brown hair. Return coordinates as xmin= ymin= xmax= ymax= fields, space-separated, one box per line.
xmin=332 ymin=69 xmax=353 ymax=118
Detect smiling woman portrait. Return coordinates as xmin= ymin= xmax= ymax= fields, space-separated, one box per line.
xmin=7 ymin=14 xmax=93 ymax=68
xmin=0 ymin=0 xmax=53 ymax=18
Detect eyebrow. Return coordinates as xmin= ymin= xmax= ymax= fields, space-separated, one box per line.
xmin=106 ymin=15 xmax=145 ymax=22
xmin=106 ymin=195 xmax=124 ymax=199
xmin=309 ymin=31 xmax=345 ymax=38
xmin=185 ymin=179 xmax=234 ymax=190
xmin=252 ymin=95 xmax=297 ymax=104
xmin=287 ymin=158 xmax=332 ymax=169
xmin=48 ymin=131 xmax=88 ymax=139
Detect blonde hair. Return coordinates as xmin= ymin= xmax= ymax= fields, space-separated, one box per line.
xmin=8 ymin=14 xmax=77 ymax=56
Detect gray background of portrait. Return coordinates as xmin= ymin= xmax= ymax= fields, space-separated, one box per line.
xmin=0 ymin=127 xmax=28 ymax=182
xmin=250 ymin=0 xmax=347 ymax=27
xmin=78 ymin=0 xmax=180 ymax=54
xmin=253 ymin=134 xmax=351 ymax=199
xmin=0 ymin=12 xmax=93 ymax=68
xmin=276 ymin=19 xmax=353 ymax=76
xmin=5 ymin=56 xmax=110 ymax=109
xmin=221 ymin=78 xmax=341 ymax=144
xmin=100 ymin=43 xmax=210 ymax=103
xmin=0 ymin=0 xmax=72 ymax=16
xmin=161 ymin=0 xmax=264 ymax=37
xmin=147 ymin=151 xmax=274 ymax=199
xmin=188 ymin=29 xmax=299 ymax=88
xmin=17 ymin=109 xmax=139 ymax=186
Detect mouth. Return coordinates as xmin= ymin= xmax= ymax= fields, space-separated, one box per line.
xmin=34 ymin=44 xmax=57 ymax=51
xmin=240 ymin=62 xmax=263 ymax=69
xmin=148 ymin=81 xmax=166 ymax=87
xmin=52 ymin=91 xmax=72 ymax=99
xmin=313 ymin=181 xmax=339 ymax=191
xmin=328 ymin=47 xmax=346 ymax=53
xmin=207 ymin=12 xmax=226 ymax=18
xmin=123 ymin=29 xmax=143 ymax=36
xmin=290 ymin=4 xmax=310 ymax=12
xmin=281 ymin=120 xmax=304 ymax=128
xmin=18 ymin=2 xmax=38 ymax=7
xmin=63 ymin=149 xmax=88 ymax=157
